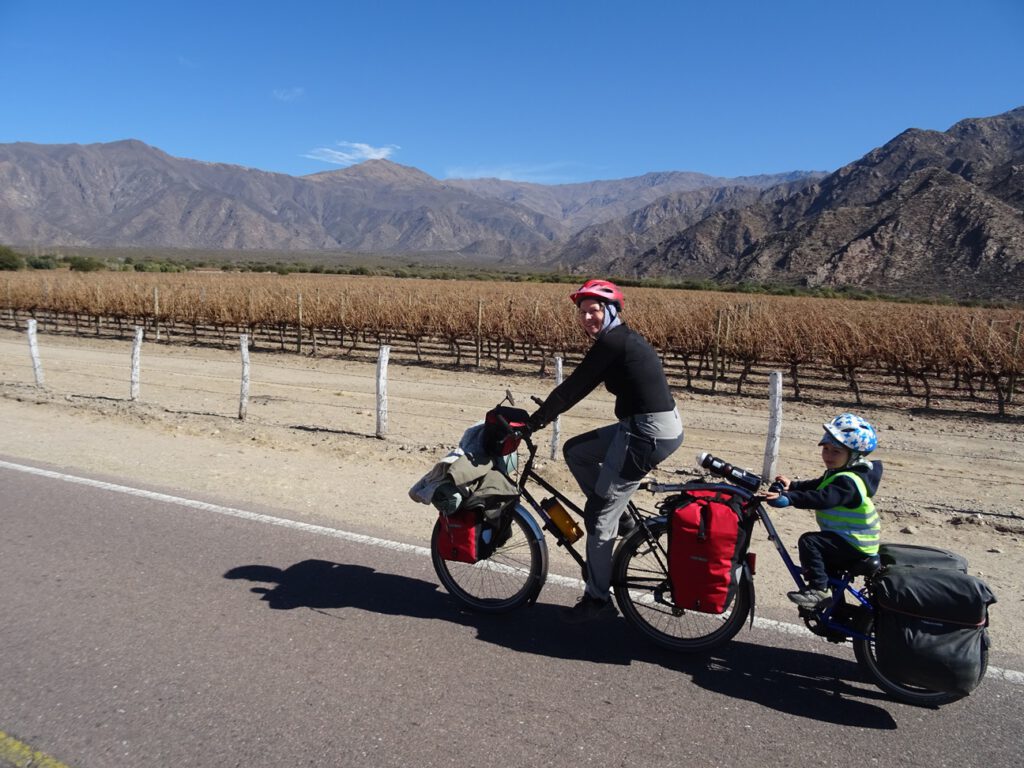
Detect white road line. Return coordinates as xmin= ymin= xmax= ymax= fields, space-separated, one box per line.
xmin=0 ymin=458 xmax=430 ymax=557
xmin=2 ymin=458 xmax=1020 ymax=686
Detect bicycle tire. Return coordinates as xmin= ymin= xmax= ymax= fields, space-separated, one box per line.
xmin=612 ymin=517 xmax=751 ymax=652
xmin=431 ymin=506 xmax=547 ymax=613
xmin=852 ymin=615 xmax=984 ymax=706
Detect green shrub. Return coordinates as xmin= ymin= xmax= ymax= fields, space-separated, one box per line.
xmin=67 ymin=255 xmax=106 ymax=272
xmin=0 ymin=245 xmax=26 ymax=271
xmin=26 ymin=254 xmax=58 ymax=269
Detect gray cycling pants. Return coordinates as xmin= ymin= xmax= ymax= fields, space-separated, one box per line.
xmin=563 ymin=408 xmax=683 ymax=601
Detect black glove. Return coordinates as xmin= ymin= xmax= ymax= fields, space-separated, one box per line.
xmin=526 ymin=411 xmax=546 ymax=434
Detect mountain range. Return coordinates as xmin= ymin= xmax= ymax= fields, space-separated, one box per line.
xmin=1 ymin=105 xmax=1022 ymax=301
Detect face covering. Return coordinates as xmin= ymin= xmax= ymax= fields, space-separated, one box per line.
xmin=599 ymin=302 xmax=622 ymax=336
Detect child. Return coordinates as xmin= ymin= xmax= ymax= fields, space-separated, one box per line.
xmin=765 ymin=413 xmax=883 ymax=609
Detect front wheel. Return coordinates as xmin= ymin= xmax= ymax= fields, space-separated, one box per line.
xmin=431 ymin=506 xmax=547 ymax=613
xmin=852 ymin=615 xmax=980 ymax=706
xmin=612 ymin=517 xmax=751 ymax=652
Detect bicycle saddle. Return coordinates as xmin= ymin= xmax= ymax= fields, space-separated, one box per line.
xmin=847 ymin=555 xmax=882 ymax=577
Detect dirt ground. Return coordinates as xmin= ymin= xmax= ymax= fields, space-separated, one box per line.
xmin=1 ymin=328 xmax=1022 ymax=670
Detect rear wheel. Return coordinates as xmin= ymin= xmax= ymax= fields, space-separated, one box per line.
xmin=852 ymin=615 xmax=981 ymax=706
xmin=431 ymin=507 xmax=547 ymax=613
xmin=612 ymin=517 xmax=751 ymax=652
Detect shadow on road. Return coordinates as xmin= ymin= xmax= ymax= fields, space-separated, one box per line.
xmin=224 ymin=558 xmax=897 ymax=728
xmin=225 ymin=559 xmax=440 ymax=614
xmin=684 ymin=641 xmax=898 ymax=728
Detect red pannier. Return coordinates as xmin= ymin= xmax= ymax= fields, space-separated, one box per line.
xmin=436 ymin=508 xmax=480 ymax=563
xmin=665 ymin=486 xmax=753 ymax=614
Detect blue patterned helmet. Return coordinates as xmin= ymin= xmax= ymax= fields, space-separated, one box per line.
xmin=819 ymin=413 xmax=877 ymax=455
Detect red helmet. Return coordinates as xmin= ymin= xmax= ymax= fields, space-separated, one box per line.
xmin=569 ymin=279 xmax=624 ymax=309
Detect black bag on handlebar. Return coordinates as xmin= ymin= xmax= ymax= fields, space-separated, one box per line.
xmin=664 ymin=485 xmax=754 ymax=614
xmin=873 ymin=565 xmax=995 ymax=695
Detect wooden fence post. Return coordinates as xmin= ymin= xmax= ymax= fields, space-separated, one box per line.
xmin=711 ymin=310 xmax=723 ymax=392
xmin=475 ymin=299 xmax=483 ymax=368
xmin=1009 ymin=320 xmax=1022 ymax=404
xmin=27 ymin=319 xmax=44 ymax=388
xmin=550 ymin=356 xmax=563 ymax=460
xmin=238 ymin=334 xmax=250 ymax=420
xmin=130 ymin=326 xmax=143 ymax=401
xmin=153 ymin=286 xmax=161 ymax=342
xmin=762 ymin=371 xmax=783 ymax=481
xmin=376 ymin=345 xmax=390 ymax=438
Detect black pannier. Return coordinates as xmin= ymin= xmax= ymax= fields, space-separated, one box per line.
xmin=873 ymin=564 xmax=995 ymax=696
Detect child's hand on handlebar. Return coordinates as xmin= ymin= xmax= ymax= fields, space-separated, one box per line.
xmin=762 ymin=475 xmax=791 ymax=507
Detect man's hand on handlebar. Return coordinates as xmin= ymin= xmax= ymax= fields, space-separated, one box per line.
xmin=522 ymin=395 xmax=549 ymax=434
xmin=525 ymin=412 xmax=546 ymax=434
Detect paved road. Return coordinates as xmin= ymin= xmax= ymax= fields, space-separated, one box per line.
xmin=1 ymin=459 xmax=1021 ymax=768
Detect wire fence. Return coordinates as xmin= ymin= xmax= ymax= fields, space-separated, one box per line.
xmin=3 ymin=276 xmax=1023 ymax=420
xmin=2 ymin=327 xmax=1022 ymax=521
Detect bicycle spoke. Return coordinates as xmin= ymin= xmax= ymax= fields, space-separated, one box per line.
xmin=431 ymin=509 xmax=547 ymax=612
xmin=613 ymin=518 xmax=750 ymax=652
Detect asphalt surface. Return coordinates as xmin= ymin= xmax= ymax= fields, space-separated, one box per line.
xmin=1 ymin=459 xmax=1022 ymax=768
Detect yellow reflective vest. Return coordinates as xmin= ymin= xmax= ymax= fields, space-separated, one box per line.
xmin=814 ymin=471 xmax=880 ymax=555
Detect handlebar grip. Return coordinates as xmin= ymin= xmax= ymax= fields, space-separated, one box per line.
xmin=496 ymin=413 xmax=525 ymax=438
xmin=694 ymin=452 xmax=763 ymax=492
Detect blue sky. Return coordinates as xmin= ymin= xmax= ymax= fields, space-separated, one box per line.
xmin=2 ymin=1 xmax=1022 ymax=184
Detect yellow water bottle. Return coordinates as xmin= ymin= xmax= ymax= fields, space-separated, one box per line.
xmin=542 ymin=497 xmax=583 ymax=544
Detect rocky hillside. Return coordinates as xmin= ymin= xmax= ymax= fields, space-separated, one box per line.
xmin=0 ymin=140 xmax=800 ymax=261
xmin=447 ymin=170 xmax=811 ymax=232
xmin=2 ymin=106 xmax=1022 ymax=300
xmin=547 ymin=180 xmax=815 ymax=273
xmin=0 ymin=141 xmax=564 ymax=259
xmin=606 ymin=108 xmax=1024 ymax=300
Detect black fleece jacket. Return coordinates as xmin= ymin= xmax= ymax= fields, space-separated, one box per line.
xmin=785 ymin=461 xmax=884 ymax=510
xmin=530 ymin=322 xmax=675 ymax=428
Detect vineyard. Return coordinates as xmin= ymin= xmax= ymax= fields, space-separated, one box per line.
xmin=2 ymin=271 xmax=1022 ymax=416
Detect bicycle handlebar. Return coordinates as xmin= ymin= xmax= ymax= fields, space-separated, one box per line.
xmin=696 ymin=452 xmax=764 ymax=492
xmin=640 ymin=453 xmax=766 ymax=495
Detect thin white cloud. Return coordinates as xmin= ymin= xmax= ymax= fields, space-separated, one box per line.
xmin=443 ymin=162 xmax=579 ymax=184
xmin=304 ymin=141 xmax=400 ymax=166
xmin=177 ymin=55 xmax=200 ymax=69
xmin=272 ymin=87 xmax=305 ymax=102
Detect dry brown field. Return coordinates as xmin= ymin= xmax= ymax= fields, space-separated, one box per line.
xmin=2 ymin=271 xmax=1022 ymax=417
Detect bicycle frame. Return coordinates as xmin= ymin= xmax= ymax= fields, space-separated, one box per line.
xmin=511 ymin=433 xmax=648 ymax=580
xmin=496 ymin=401 xmax=875 ymax=647
xmin=515 ymin=438 xmax=588 ymax=573
xmin=645 ymin=477 xmax=874 ymax=644
xmin=754 ymin=497 xmax=874 ymax=642
xmin=602 ymin=454 xmax=983 ymax=706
